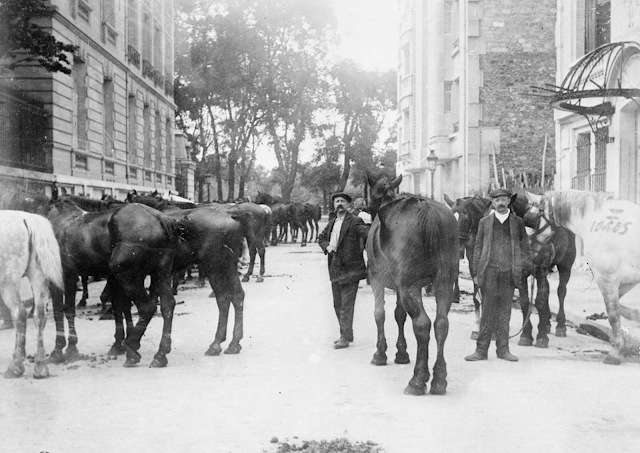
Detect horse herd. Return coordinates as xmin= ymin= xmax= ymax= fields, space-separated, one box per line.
xmin=1 ymin=175 xmax=640 ymax=396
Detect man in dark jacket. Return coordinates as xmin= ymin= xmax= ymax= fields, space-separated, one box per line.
xmin=318 ymin=192 xmax=370 ymax=349
xmin=465 ymin=188 xmax=532 ymax=362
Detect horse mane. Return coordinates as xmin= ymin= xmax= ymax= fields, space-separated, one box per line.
xmin=547 ymin=190 xmax=614 ymax=225
xmin=58 ymin=195 xmax=112 ymax=212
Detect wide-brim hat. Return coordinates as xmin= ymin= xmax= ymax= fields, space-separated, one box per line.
xmin=489 ymin=188 xmax=512 ymax=198
xmin=331 ymin=192 xmax=352 ymax=203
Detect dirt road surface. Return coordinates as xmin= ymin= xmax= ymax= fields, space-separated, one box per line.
xmin=1 ymin=230 xmax=640 ymax=453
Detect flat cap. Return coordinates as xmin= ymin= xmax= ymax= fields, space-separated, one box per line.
xmin=489 ymin=188 xmax=512 ymax=198
xmin=331 ymin=192 xmax=352 ymax=203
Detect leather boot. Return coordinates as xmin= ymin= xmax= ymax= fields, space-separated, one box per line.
xmin=464 ymin=350 xmax=488 ymax=361
xmin=497 ymin=350 xmax=519 ymax=362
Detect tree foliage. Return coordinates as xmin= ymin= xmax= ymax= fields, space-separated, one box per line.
xmin=0 ymin=0 xmax=77 ymax=75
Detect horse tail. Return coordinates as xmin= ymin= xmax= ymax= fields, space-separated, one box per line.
xmin=420 ymin=204 xmax=459 ymax=293
xmin=23 ymin=214 xmax=64 ymax=290
xmin=157 ymin=215 xmax=182 ymax=242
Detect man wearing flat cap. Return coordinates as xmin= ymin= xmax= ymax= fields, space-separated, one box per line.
xmin=465 ymin=188 xmax=532 ymax=362
xmin=318 ymin=192 xmax=370 ymax=349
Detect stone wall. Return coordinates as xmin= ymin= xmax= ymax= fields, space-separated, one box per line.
xmin=479 ymin=0 xmax=557 ymax=176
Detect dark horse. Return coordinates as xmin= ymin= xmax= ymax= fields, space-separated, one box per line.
xmin=124 ymin=193 xmax=248 ymax=355
xmin=35 ymin=194 xmax=181 ymax=367
xmin=254 ymin=191 xmax=291 ymax=245
xmin=512 ymin=193 xmax=576 ymax=348
xmin=444 ymin=194 xmax=492 ymax=334
xmin=367 ymin=173 xmax=459 ymax=395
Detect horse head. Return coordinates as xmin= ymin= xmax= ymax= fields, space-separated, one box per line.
xmin=367 ymin=173 xmax=402 ymax=219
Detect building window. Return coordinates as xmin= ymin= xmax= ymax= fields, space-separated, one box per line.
xmin=74 ymin=60 xmax=88 ymax=150
xmin=444 ymin=2 xmax=452 ymax=34
xmin=103 ymin=77 xmax=115 ymax=157
xmin=128 ymin=95 xmax=138 ymax=164
xmin=165 ymin=118 xmax=172 ymax=172
xmin=402 ymin=108 xmax=411 ymax=143
xmin=78 ymin=0 xmax=91 ymax=23
xmin=593 ymin=128 xmax=608 ymax=192
xmin=155 ymin=110 xmax=163 ymax=170
xmin=402 ymin=43 xmax=410 ymax=77
xmin=585 ymin=0 xmax=610 ymax=53
xmin=129 ymin=167 xmax=138 ymax=180
xmin=167 ymin=175 xmax=172 ymax=185
xmin=143 ymin=103 xmax=152 ymax=167
xmin=444 ymin=81 xmax=452 ymax=113
xmin=104 ymin=161 xmax=115 ymax=175
xmin=75 ymin=153 xmax=88 ymax=170
xmin=145 ymin=170 xmax=152 ymax=182
xmin=573 ymin=132 xmax=591 ymax=190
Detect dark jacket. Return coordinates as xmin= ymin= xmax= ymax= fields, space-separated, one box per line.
xmin=473 ymin=211 xmax=532 ymax=289
xmin=318 ymin=212 xmax=370 ymax=284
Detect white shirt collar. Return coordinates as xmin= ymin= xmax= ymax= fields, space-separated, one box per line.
xmin=494 ymin=209 xmax=510 ymax=224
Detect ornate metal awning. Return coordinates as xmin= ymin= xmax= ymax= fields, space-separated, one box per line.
xmin=533 ymin=41 xmax=640 ymax=119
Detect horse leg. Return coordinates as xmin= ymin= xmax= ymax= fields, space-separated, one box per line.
xmin=106 ymin=278 xmax=127 ymax=356
xmin=63 ymin=282 xmax=80 ymax=362
xmin=242 ymin=244 xmax=257 ymax=282
xmin=3 ymin=287 xmax=27 ymax=378
xmin=400 ymin=286 xmax=431 ymax=396
xmin=555 ymin=265 xmax=572 ymax=337
xmin=256 ymin=244 xmax=265 ymax=283
xmin=534 ymin=272 xmax=551 ymax=349
xmin=28 ymin=270 xmax=50 ymax=379
xmin=205 ymin=269 xmax=234 ymax=356
xmin=430 ymin=277 xmax=454 ymax=395
xmin=77 ymin=274 xmax=89 ymax=307
xmin=394 ymin=296 xmax=410 ymax=364
xmin=595 ymin=278 xmax=627 ymax=365
xmin=370 ymin=279 xmax=388 ymax=365
xmin=224 ymin=269 xmax=245 ymax=354
xmin=47 ymin=283 xmax=67 ymax=364
xmin=150 ymin=271 xmax=176 ymax=368
xmin=118 ymin=273 xmax=155 ymax=367
xmin=452 ymin=278 xmax=460 ymax=304
xmin=518 ymin=275 xmax=534 ymax=347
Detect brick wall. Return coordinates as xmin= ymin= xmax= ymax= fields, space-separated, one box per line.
xmin=479 ymin=0 xmax=556 ymax=175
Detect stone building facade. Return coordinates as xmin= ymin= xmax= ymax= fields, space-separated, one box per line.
xmin=397 ymin=0 xmax=556 ymax=199
xmin=0 ymin=0 xmax=191 ymax=200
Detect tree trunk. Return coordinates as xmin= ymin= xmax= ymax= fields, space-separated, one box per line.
xmin=227 ymin=159 xmax=236 ymax=202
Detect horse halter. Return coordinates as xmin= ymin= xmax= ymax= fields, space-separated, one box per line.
xmin=525 ymin=200 xmax=558 ymax=267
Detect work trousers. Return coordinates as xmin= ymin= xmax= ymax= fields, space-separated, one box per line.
xmin=331 ymin=280 xmax=359 ymax=342
xmin=477 ymin=267 xmax=514 ymax=354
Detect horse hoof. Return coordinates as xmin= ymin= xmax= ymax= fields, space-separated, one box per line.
xmin=429 ymin=380 xmax=447 ymax=395
xmin=47 ymin=349 xmax=66 ymax=364
xmin=150 ymin=356 xmax=168 ymax=368
xmin=555 ymin=327 xmax=567 ymax=337
xmin=64 ymin=346 xmax=81 ymax=362
xmin=123 ymin=345 xmax=141 ymax=367
xmin=241 ymin=276 xmax=250 ymax=283
xmin=107 ymin=344 xmax=126 ymax=356
xmin=394 ymin=353 xmax=410 ymax=365
xmin=535 ymin=337 xmax=549 ymax=349
xmin=224 ymin=344 xmax=242 ymax=354
xmin=4 ymin=364 xmax=24 ymax=378
xmin=470 ymin=332 xmax=479 ymax=341
xmin=77 ymin=299 xmax=87 ymax=308
xmin=370 ymin=352 xmax=387 ymax=366
xmin=518 ymin=336 xmax=534 ymax=347
xmin=403 ymin=383 xmax=426 ymax=396
xmin=603 ymin=355 xmax=622 ymax=365
xmin=33 ymin=364 xmax=50 ymax=379
xmin=205 ymin=344 xmax=222 ymax=356
xmin=256 ymin=277 xmax=264 ymax=283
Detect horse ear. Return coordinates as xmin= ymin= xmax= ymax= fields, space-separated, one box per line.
xmin=366 ymin=172 xmax=377 ymax=188
xmin=443 ymin=194 xmax=454 ymax=207
xmin=390 ymin=175 xmax=403 ymax=189
xmin=509 ymin=193 xmax=518 ymax=206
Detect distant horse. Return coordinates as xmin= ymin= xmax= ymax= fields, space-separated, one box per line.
xmin=512 ymin=194 xmax=576 ymax=348
xmin=444 ymin=194 xmax=492 ymax=335
xmin=367 ymin=174 xmax=459 ymax=395
xmin=254 ymin=192 xmax=291 ymax=245
xmin=527 ymin=190 xmax=638 ymax=365
xmin=0 ymin=211 xmax=63 ymax=379
xmin=288 ymin=202 xmax=313 ymax=247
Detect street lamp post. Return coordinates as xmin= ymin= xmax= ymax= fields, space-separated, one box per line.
xmin=204 ymin=173 xmax=213 ymax=202
xmin=426 ymin=148 xmax=439 ymax=199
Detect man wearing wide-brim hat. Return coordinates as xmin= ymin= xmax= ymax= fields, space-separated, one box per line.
xmin=465 ymin=188 xmax=532 ymax=362
xmin=318 ymin=192 xmax=370 ymax=349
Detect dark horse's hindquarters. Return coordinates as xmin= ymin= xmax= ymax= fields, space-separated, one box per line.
xmin=367 ymin=174 xmax=459 ymax=395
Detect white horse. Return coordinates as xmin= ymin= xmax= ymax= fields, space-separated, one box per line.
xmin=528 ymin=190 xmax=640 ymax=364
xmin=0 ymin=210 xmax=63 ymax=378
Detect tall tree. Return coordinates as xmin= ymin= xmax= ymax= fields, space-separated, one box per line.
xmin=329 ymin=61 xmax=397 ymax=191
xmin=0 ymin=0 xmax=77 ymax=75
xmin=249 ymin=0 xmax=336 ymax=202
